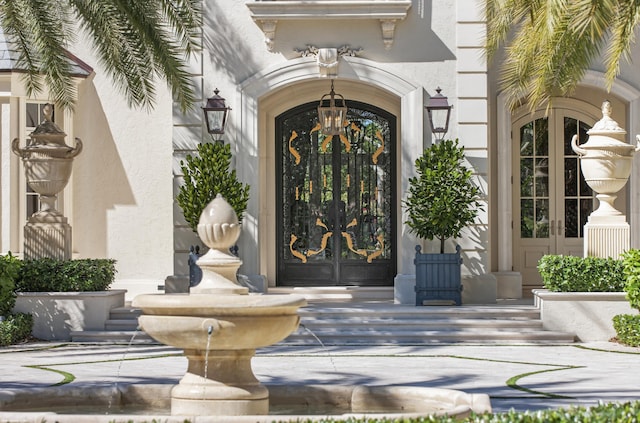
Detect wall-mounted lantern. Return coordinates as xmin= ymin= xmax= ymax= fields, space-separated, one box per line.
xmin=425 ymin=87 xmax=453 ymax=141
xmin=202 ymin=89 xmax=231 ymax=140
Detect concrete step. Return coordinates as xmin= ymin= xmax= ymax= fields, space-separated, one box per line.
xmin=282 ymin=329 xmax=576 ymax=345
xmin=104 ymin=319 xmax=140 ymax=331
xmin=276 ymin=303 xmax=575 ymax=345
xmin=70 ymin=330 xmax=155 ymax=343
xmin=269 ymin=287 xmax=394 ymax=302
xmin=109 ymin=306 xmax=142 ymax=320
xmin=299 ymin=318 xmax=545 ymax=329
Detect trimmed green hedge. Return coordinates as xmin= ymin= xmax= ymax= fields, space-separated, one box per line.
xmin=15 ymin=258 xmax=116 ymax=292
xmin=537 ymin=255 xmax=625 ymax=292
xmin=284 ymin=401 xmax=640 ymax=422
xmin=613 ymin=314 xmax=640 ymax=347
xmin=621 ymin=249 xmax=640 ymax=310
xmin=613 ymin=249 xmax=640 ymax=347
xmin=0 ymin=253 xmax=22 ymax=316
xmin=0 ymin=313 xmax=33 ymax=346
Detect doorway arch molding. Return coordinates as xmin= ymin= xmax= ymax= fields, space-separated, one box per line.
xmin=238 ymin=56 xmax=425 ymax=283
xmin=496 ymin=70 xmax=640 ymax=274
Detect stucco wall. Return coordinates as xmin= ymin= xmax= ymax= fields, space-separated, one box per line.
xmin=69 ymin=36 xmax=174 ymax=295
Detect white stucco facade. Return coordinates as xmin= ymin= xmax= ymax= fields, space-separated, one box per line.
xmin=2 ymin=0 xmax=640 ymax=301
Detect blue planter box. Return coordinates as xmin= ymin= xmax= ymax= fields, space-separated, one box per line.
xmin=414 ymin=245 xmax=463 ymax=306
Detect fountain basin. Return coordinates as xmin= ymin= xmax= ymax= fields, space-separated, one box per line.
xmin=0 ymin=383 xmax=492 ymax=422
xmin=132 ymin=294 xmax=307 ymax=350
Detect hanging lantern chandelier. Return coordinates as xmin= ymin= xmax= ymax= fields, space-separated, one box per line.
xmin=317 ymin=80 xmax=347 ymax=135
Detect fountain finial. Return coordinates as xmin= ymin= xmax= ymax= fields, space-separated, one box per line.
xmin=192 ymin=194 xmax=247 ymax=294
xmin=197 ymin=194 xmax=240 ymax=250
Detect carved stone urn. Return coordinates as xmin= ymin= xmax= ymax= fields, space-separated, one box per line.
xmin=571 ymin=100 xmax=640 ymax=257
xmin=11 ymin=104 xmax=82 ymax=259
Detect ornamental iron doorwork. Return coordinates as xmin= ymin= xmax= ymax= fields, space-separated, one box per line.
xmin=276 ymin=101 xmax=396 ymax=286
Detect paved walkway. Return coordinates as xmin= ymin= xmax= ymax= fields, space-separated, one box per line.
xmin=1 ymin=340 xmax=640 ymax=419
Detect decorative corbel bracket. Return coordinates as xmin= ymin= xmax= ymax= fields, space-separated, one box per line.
xmin=257 ymin=20 xmax=278 ymax=52
xmin=380 ymin=20 xmax=398 ymax=50
xmin=294 ymin=45 xmax=363 ymax=77
xmin=247 ymin=1 xmax=411 ymax=52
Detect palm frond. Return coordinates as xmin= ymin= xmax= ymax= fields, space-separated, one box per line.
xmin=484 ymin=0 xmax=638 ymax=112
xmin=604 ymin=1 xmax=640 ymax=87
xmin=1 ymin=0 xmax=199 ymax=112
xmin=1 ymin=0 xmax=77 ymax=110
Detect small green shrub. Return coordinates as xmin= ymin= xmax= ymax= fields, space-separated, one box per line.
xmin=404 ymin=139 xmax=483 ymax=254
xmin=621 ymin=249 xmax=640 ymax=310
xmin=613 ymin=250 xmax=640 ymax=347
xmin=0 ymin=313 xmax=33 ymax=346
xmin=613 ymin=314 xmax=640 ymax=347
xmin=289 ymin=400 xmax=640 ymax=422
xmin=177 ymin=142 xmax=250 ymax=232
xmin=537 ymin=255 xmax=625 ymax=292
xmin=15 ymin=258 xmax=116 ymax=292
xmin=0 ymin=252 xmax=22 ymax=316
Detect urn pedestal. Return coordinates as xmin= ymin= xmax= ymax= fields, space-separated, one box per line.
xmin=12 ymin=104 xmax=82 ymax=260
xmin=572 ymin=101 xmax=640 ymax=258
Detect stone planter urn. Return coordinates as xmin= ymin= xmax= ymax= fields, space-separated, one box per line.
xmin=571 ymin=100 xmax=640 ymax=258
xmin=11 ymin=104 xmax=82 ymax=260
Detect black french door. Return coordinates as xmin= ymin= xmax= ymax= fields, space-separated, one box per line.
xmin=276 ymin=101 xmax=396 ymax=286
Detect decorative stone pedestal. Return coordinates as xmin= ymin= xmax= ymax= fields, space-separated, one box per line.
xmin=24 ymin=219 xmax=72 ymax=260
xmin=583 ymin=215 xmax=630 ymax=259
xmin=171 ymin=349 xmax=268 ymax=416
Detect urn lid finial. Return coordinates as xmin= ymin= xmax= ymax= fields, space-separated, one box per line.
xmin=589 ymin=100 xmax=626 ymax=135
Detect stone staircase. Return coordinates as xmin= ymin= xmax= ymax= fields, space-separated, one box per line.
xmin=283 ymin=302 xmax=575 ymax=345
xmin=70 ymin=305 xmax=155 ymax=343
xmin=70 ymin=287 xmax=576 ymax=344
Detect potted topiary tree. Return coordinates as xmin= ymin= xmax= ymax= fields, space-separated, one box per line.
xmin=177 ymin=142 xmax=250 ymax=286
xmin=404 ymin=139 xmax=482 ymax=305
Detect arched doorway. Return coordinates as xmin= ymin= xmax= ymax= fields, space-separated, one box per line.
xmin=275 ymin=100 xmax=397 ymax=286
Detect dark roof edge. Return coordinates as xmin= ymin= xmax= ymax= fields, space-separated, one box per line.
xmin=64 ymin=50 xmax=94 ymax=77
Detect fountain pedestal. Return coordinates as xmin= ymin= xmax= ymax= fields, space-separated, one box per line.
xmin=572 ymin=101 xmax=640 ymax=258
xmin=172 ymin=349 xmax=268 ymax=415
xmin=133 ymin=194 xmax=306 ymax=416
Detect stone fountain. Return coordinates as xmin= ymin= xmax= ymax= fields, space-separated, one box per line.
xmin=571 ymin=100 xmax=640 ymax=258
xmin=132 ymin=194 xmax=307 ymax=416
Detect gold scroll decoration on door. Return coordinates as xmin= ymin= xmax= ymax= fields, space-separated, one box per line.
xmin=289 ymin=130 xmax=301 ymax=165
xmin=372 ymin=129 xmax=384 ymax=164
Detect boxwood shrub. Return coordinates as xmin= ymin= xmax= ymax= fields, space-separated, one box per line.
xmin=0 ymin=313 xmax=33 ymax=346
xmin=296 ymin=400 xmax=640 ymax=422
xmin=0 ymin=252 xmax=22 ymax=316
xmin=621 ymin=249 xmax=640 ymax=309
xmin=613 ymin=249 xmax=640 ymax=346
xmin=537 ymin=255 xmax=625 ymax=292
xmin=613 ymin=314 xmax=640 ymax=347
xmin=15 ymin=258 xmax=116 ymax=292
